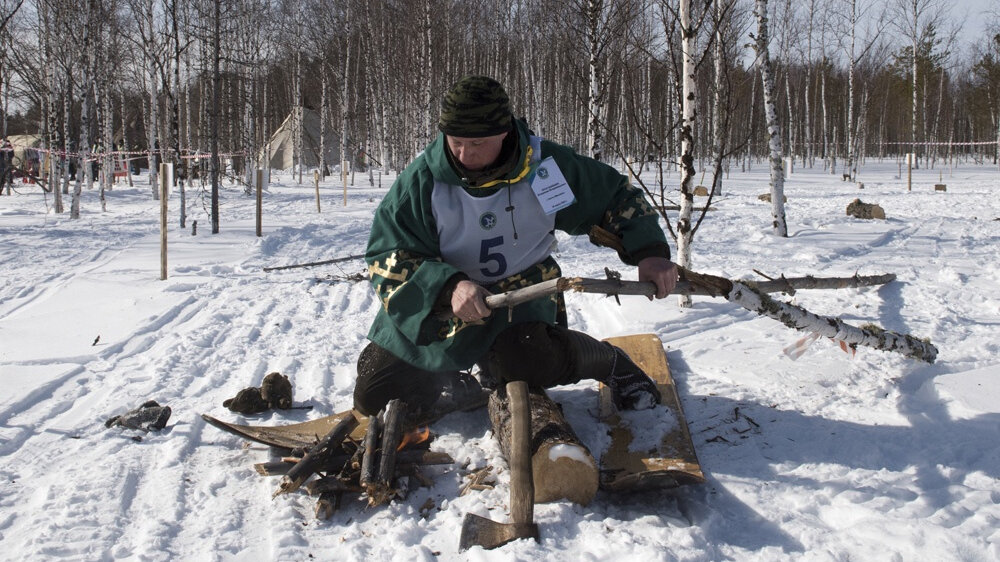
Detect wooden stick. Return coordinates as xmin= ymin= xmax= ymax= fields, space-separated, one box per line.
xmin=376 ymin=400 xmax=406 ymax=482
xmin=366 ymin=399 xmax=407 ymax=506
xmin=305 ymin=477 xmax=363 ymax=497
xmin=273 ymin=413 xmax=359 ymax=498
xmin=251 ymin=448 xmax=452 ymax=479
xmin=262 ymin=253 xmax=365 ymax=272
xmin=255 ymin=460 xmax=295 ymax=476
xmin=359 ymin=412 xmax=381 ymax=489
xmin=507 ymin=381 xmax=534 ymax=528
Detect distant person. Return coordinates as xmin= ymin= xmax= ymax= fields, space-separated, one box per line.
xmin=0 ymin=138 xmax=13 ymax=192
xmin=352 ymin=76 xmax=678 ymax=424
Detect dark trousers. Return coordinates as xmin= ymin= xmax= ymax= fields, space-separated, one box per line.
xmin=353 ymin=322 xmax=584 ymax=417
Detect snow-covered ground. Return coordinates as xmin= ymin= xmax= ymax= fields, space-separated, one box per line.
xmin=1 ymin=159 xmax=998 ymax=561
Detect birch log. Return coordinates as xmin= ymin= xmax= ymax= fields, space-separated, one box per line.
xmin=482 ymin=271 xmax=936 ymax=364
xmin=727 ymin=281 xmax=936 ymax=363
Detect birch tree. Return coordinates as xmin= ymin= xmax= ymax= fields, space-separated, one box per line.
xmin=124 ymin=0 xmax=166 ymax=200
xmin=0 ymin=0 xmax=25 ymax=137
xmin=891 ymin=0 xmax=947 ymax=169
xmin=70 ymin=0 xmax=98 ymax=220
xmin=572 ymin=0 xmax=633 ymax=161
xmin=675 ymin=0 xmax=697 ymax=308
xmin=340 ymin=4 xmax=353 ymax=189
xmin=971 ymin=30 xmax=1000 ymax=167
xmin=752 ymin=0 xmax=788 ymax=236
xmin=837 ymin=0 xmax=885 ymax=181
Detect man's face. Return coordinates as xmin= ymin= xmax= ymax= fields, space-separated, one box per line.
xmin=445 ymin=132 xmax=508 ymax=171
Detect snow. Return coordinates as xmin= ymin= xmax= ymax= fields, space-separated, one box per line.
xmin=1 ymin=161 xmax=999 ymax=561
xmin=546 ymin=444 xmax=595 ymax=467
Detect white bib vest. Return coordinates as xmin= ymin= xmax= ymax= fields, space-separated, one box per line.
xmin=431 ymin=137 xmax=557 ymax=284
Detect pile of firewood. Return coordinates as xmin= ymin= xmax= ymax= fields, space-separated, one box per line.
xmin=254 ymin=399 xmax=453 ymax=519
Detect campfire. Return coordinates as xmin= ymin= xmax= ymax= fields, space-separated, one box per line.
xmin=263 ymin=400 xmax=453 ymax=518
xmin=397 ymin=426 xmax=431 ymax=451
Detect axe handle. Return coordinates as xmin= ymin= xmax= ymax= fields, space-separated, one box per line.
xmin=507 ymin=380 xmax=534 ymax=526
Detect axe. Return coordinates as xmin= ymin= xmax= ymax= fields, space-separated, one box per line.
xmin=459 ymin=380 xmax=539 ymax=550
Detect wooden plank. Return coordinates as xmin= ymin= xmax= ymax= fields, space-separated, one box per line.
xmin=599 ymin=334 xmax=705 ymax=491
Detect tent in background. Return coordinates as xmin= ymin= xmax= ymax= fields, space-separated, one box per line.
xmin=7 ymin=134 xmax=42 ymax=168
xmin=262 ymin=107 xmax=339 ymax=171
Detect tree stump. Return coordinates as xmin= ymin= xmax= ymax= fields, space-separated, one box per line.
xmin=846 ymin=198 xmax=885 ymax=220
xmin=488 ymin=386 xmax=598 ymax=506
xmin=758 ymin=193 xmax=787 ymax=203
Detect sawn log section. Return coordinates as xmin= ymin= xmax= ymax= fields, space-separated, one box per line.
xmin=487 ymin=387 xmax=599 ymax=506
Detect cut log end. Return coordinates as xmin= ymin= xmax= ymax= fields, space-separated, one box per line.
xmin=532 ymin=442 xmax=598 ymax=506
xmin=488 ymin=387 xmax=599 ymax=507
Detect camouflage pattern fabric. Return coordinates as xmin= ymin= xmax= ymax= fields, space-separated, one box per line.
xmin=437 ymin=75 xmax=513 ymax=138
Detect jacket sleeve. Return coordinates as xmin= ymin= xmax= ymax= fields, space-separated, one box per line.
xmin=548 ymin=143 xmax=671 ymax=265
xmin=365 ymin=169 xmax=464 ymax=345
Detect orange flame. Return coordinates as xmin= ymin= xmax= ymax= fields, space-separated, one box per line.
xmin=397 ymin=426 xmax=431 ymax=451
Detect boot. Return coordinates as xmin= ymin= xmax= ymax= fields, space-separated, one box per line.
xmin=563 ymin=330 xmax=661 ymax=410
xmin=407 ymin=371 xmax=491 ymax=427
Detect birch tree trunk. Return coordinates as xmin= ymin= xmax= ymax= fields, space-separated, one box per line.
xmin=41 ymin=0 xmax=63 ymax=212
xmin=911 ymin=0 xmax=921 ymax=169
xmin=676 ymin=0 xmax=697 ymax=309
xmin=340 ymin=7 xmax=352 ymax=197
xmin=930 ymin=67 xmax=945 ymax=169
xmin=294 ymin=50 xmax=302 ymax=184
xmin=71 ymin=0 xmax=96 ymax=220
xmin=586 ymin=0 xmax=605 ymax=161
xmin=319 ymin=69 xmax=327 ymax=177
xmin=754 ymin=0 xmax=788 ymax=237
xmin=709 ymin=0 xmax=728 ymax=196
xmin=421 ymin=0 xmax=432 ymax=145
xmin=143 ymin=0 xmax=159 ymax=201
xmin=845 ymin=0 xmax=858 ymax=181
xmin=803 ymin=0 xmax=816 ymax=167
xmin=210 ymin=0 xmax=221 ymax=234
xmin=170 ymin=0 xmax=185 ymax=228
xmin=780 ymin=0 xmax=795 ymax=165
xmin=61 ymin=70 xmax=71 ymax=198
xmin=821 ymin=65 xmax=829 ymax=169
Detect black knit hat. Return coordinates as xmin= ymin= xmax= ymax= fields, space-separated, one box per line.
xmin=437 ymin=76 xmax=513 ymax=138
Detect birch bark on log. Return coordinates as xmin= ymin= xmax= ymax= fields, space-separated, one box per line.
xmin=479 ymin=271 xmax=935 ymax=363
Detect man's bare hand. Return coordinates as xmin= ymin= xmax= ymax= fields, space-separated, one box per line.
xmin=451 ymin=280 xmax=493 ymax=322
xmin=637 ymin=257 xmax=679 ymax=299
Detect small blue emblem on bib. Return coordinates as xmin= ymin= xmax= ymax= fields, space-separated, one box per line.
xmin=479 ymin=212 xmax=498 ymax=230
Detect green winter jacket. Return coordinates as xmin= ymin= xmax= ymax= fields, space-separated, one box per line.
xmin=364 ymin=119 xmax=669 ymax=371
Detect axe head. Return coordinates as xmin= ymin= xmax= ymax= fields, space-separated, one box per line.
xmin=458 ymin=512 xmax=539 ymax=551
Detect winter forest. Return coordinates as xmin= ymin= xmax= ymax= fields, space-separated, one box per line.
xmin=0 ymin=0 xmax=999 ymax=218
xmin=3 ymin=2 xmax=1000 ymax=559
